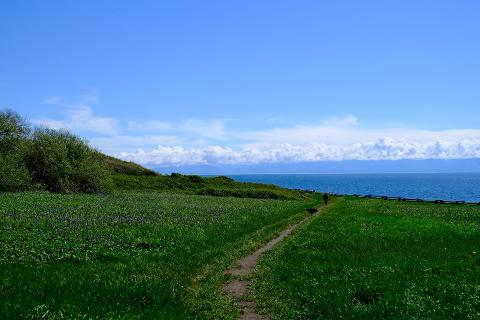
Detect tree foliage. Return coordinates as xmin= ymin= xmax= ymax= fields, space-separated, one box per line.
xmin=0 ymin=109 xmax=32 ymax=190
xmin=0 ymin=109 xmax=31 ymax=152
xmin=0 ymin=109 xmax=109 ymax=193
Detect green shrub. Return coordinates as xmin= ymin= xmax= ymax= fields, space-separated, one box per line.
xmin=26 ymin=128 xmax=109 ymax=193
xmin=208 ymin=176 xmax=235 ymax=184
xmin=0 ymin=110 xmax=32 ymax=191
xmin=188 ymin=175 xmax=205 ymax=183
xmin=0 ymin=109 xmax=30 ymax=153
xmin=0 ymin=154 xmax=31 ymax=191
xmin=69 ymin=154 xmax=112 ymax=193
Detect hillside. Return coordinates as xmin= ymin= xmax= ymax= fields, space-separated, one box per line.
xmin=103 ymin=155 xmax=309 ymax=200
xmin=1 ymin=109 xmax=309 ymax=200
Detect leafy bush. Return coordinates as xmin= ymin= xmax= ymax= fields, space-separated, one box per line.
xmin=0 ymin=110 xmax=32 ymax=191
xmin=0 ymin=109 xmax=30 ymax=153
xmin=188 ymin=175 xmax=205 ymax=183
xmin=0 ymin=154 xmax=31 ymax=191
xmin=208 ymin=176 xmax=235 ymax=184
xmin=26 ymin=128 xmax=109 ymax=193
xmin=69 ymin=155 xmax=112 ymax=193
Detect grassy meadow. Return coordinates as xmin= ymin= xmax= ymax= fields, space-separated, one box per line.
xmin=0 ymin=190 xmax=318 ymax=319
xmin=2 ymin=190 xmax=480 ymax=319
xmin=253 ymin=197 xmax=480 ymax=319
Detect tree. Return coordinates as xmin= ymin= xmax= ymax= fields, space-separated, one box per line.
xmin=0 ymin=109 xmax=30 ymax=152
xmin=0 ymin=110 xmax=31 ymax=191
xmin=0 ymin=109 xmax=111 ymax=193
xmin=26 ymin=128 xmax=110 ymax=193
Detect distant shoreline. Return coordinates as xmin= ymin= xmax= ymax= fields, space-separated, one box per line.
xmin=200 ymin=171 xmax=480 ymax=176
xmin=223 ymin=172 xmax=480 ymax=203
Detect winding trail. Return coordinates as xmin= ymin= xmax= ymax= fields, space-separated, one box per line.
xmin=223 ymin=204 xmax=329 ymax=319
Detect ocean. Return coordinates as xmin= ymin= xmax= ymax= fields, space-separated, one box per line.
xmin=227 ymin=173 xmax=480 ymax=203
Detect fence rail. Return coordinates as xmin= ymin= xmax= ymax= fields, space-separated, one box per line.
xmin=335 ymin=193 xmax=479 ymax=205
xmin=295 ymin=189 xmax=480 ymax=206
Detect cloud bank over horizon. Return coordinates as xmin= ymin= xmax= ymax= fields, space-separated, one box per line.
xmin=119 ymin=138 xmax=480 ymax=167
xmin=34 ymin=95 xmax=480 ymax=167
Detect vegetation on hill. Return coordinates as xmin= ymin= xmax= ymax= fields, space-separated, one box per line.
xmin=0 ymin=110 xmax=33 ymax=191
xmin=0 ymin=109 xmax=308 ymax=200
xmin=111 ymin=173 xmax=309 ymax=200
xmin=100 ymin=154 xmax=158 ymax=176
xmin=1 ymin=110 xmax=108 ymax=193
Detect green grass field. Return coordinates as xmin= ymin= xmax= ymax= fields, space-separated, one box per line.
xmin=253 ymin=197 xmax=480 ymax=319
xmin=2 ymin=191 xmax=479 ymax=319
xmin=0 ymin=191 xmax=318 ymax=319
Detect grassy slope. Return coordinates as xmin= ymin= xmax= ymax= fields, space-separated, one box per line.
xmin=253 ymin=197 xmax=480 ymax=319
xmin=99 ymin=154 xmax=158 ymax=176
xmin=100 ymin=153 xmax=309 ymax=200
xmin=110 ymin=174 xmax=309 ymax=200
xmin=0 ymin=191 xmax=320 ymax=319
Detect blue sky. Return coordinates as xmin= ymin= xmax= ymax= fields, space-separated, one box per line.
xmin=2 ymin=1 xmax=480 ymax=166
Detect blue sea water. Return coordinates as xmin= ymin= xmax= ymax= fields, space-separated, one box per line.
xmin=227 ymin=173 xmax=480 ymax=203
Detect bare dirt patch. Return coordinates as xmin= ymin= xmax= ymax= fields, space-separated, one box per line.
xmin=224 ymin=207 xmax=326 ymax=319
xmin=224 ymin=280 xmax=250 ymax=298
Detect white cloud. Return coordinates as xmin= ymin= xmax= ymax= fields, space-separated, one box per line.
xmin=32 ymin=100 xmax=480 ymax=166
xmin=35 ymin=95 xmax=119 ymax=135
xmin=116 ymin=116 xmax=480 ymax=166
xmin=324 ymin=114 xmax=359 ymax=127
xmin=180 ymin=119 xmax=228 ymax=140
xmin=241 ymin=125 xmax=480 ymax=147
xmin=127 ymin=120 xmax=172 ymax=131
xmin=42 ymin=96 xmax=64 ymax=105
xmin=81 ymin=93 xmax=100 ymax=104
xmin=119 ymin=137 xmax=480 ymax=166
xmin=89 ymin=135 xmax=184 ymax=153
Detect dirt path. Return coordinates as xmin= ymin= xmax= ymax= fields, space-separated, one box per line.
xmin=223 ymin=205 xmax=327 ymax=319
